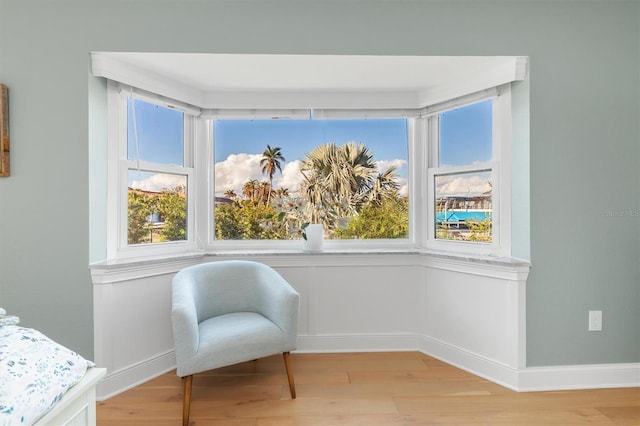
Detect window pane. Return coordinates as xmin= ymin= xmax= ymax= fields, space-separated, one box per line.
xmin=127 ymin=98 xmax=184 ymax=166
xmin=213 ymin=118 xmax=409 ymax=241
xmin=439 ymin=99 xmax=492 ymax=167
xmin=127 ymin=170 xmax=187 ymax=244
xmin=435 ymin=170 xmax=492 ymax=242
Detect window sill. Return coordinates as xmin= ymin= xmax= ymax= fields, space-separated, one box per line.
xmin=89 ymin=247 xmax=530 ymax=284
xmin=416 ymin=248 xmax=530 ymax=268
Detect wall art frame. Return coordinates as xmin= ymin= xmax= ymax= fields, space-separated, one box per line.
xmin=0 ymin=83 xmax=9 ymax=177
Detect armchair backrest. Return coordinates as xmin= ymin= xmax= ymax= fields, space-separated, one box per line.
xmin=172 ymin=260 xmax=294 ymax=324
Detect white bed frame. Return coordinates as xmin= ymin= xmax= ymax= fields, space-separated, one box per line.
xmin=34 ymin=367 xmax=106 ymax=426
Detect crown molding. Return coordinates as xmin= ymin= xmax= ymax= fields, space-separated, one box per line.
xmin=91 ymin=53 xmax=528 ymax=110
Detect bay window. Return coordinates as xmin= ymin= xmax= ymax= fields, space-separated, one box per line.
xmin=96 ymin=54 xmax=524 ymax=260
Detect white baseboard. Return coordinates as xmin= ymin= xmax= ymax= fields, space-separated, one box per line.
xmin=96 ymin=350 xmax=177 ymax=401
xmin=417 ymin=335 xmax=640 ymax=392
xmin=96 ymin=334 xmax=639 ymax=400
xmin=296 ymin=333 xmax=419 ymax=353
xmin=418 ymin=335 xmax=521 ymax=390
xmin=518 ymin=362 xmax=640 ymax=391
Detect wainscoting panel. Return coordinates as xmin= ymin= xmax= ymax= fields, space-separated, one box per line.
xmin=91 ymin=252 xmax=535 ymax=400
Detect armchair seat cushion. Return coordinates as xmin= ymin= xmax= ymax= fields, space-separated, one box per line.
xmin=194 ymin=312 xmax=284 ymax=373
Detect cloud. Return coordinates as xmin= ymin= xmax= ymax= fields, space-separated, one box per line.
xmin=375 ymin=159 xmax=408 ymax=196
xmin=375 ymin=159 xmax=407 ymax=174
xmin=215 ymin=153 xmax=265 ymax=195
xmin=274 ymin=160 xmax=303 ymax=194
xmin=436 ymin=172 xmax=492 ymax=197
xmin=215 ymin=154 xmax=304 ymax=196
xmin=214 ymin=153 xmax=264 ymax=195
xmin=130 ymin=172 xmax=186 ymax=193
xmin=213 ymin=154 xmax=411 ymax=198
xmin=397 ymin=179 xmax=409 ymax=197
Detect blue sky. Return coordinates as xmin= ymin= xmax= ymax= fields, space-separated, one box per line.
xmin=439 ymin=99 xmax=492 ymax=167
xmin=127 ymin=99 xmax=184 ymax=166
xmin=213 ymin=118 xmax=409 ymax=197
xmin=127 ymin=98 xmax=492 ymax=197
xmin=214 ymin=118 xmax=408 ymax=166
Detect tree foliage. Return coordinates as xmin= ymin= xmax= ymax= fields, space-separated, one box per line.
xmin=157 ymin=187 xmax=187 ymax=241
xmin=215 ymin=141 xmax=407 ymax=241
xmin=128 ymin=140 xmax=409 ymax=244
xmin=300 ymin=142 xmax=377 ymax=221
xmin=128 ymin=191 xmax=155 ymax=244
xmin=260 ymin=145 xmax=285 ymax=204
xmin=466 ymin=219 xmax=492 ymax=242
xmin=215 ymin=200 xmax=286 ymax=240
xmin=127 ymin=187 xmax=187 ymax=244
xmin=334 ymin=196 xmax=409 ymax=239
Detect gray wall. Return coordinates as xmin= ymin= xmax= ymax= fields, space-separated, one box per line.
xmin=0 ymin=0 xmax=638 ymax=365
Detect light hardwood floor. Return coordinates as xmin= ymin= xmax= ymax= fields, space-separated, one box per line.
xmin=97 ymin=352 xmax=639 ymax=425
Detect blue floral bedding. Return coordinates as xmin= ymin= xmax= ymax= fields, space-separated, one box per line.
xmin=0 ymin=325 xmax=94 ymax=426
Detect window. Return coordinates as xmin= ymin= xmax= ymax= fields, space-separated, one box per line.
xmin=426 ymin=88 xmax=511 ymax=255
xmin=107 ymin=83 xmax=196 ymax=258
xmin=434 ymin=99 xmax=493 ymax=243
xmin=211 ymin=117 xmax=409 ymax=242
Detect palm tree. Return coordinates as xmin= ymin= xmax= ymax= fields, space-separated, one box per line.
xmin=242 ymin=179 xmax=259 ymax=200
xmin=274 ymin=187 xmax=290 ymax=198
xmin=300 ymin=172 xmax=326 ymax=223
xmin=368 ymin=166 xmax=400 ymax=205
xmin=300 ymin=141 xmax=377 ymax=220
xmin=257 ymin=181 xmax=271 ymax=204
xmin=224 ymin=189 xmax=237 ymax=199
xmin=273 ymin=188 xmax=289 ymax=199
xmin=260 ymin=145 xmax=285 ymax=204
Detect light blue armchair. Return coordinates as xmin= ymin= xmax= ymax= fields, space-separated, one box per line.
xmin=171 ymin=260 xmax=300 ymax=426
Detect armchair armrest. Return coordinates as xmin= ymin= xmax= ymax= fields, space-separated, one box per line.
xmin=171 ymin=272 xmax=200 ymax=377
xmin=253 ymin=266 xmax=300 ymax=351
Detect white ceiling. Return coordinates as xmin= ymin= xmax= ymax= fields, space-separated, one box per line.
xmin=92 ymin=53 xmax=526 ymax=109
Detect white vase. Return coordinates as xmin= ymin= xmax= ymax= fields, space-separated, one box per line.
xmin=302 ymin=223 xmax=323 ymax=252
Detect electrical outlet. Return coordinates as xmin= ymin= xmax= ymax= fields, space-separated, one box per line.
xmin=588 ymin=310 xmax=602 ymax=331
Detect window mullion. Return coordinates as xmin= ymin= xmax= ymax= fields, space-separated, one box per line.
xmin=118 ymin=160 xmax=130 ymax=251
xmin=496 ymin=86 xmax=512 ymax=256
xmin=410 ymin=117 xmax=427 ymax=247
xmin=193 ymin=117 xmax=210 ymax=250
xmin=183 ymin=115 xmax=194 ymax=168
xmin=428 ymin=116 xmax=439 ymax=168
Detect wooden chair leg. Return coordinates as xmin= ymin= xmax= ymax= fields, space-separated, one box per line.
xmin=283 ymin=352 xmax=296 ymax=399
xmin=182 ymin=375 xmax=193 ymax=426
